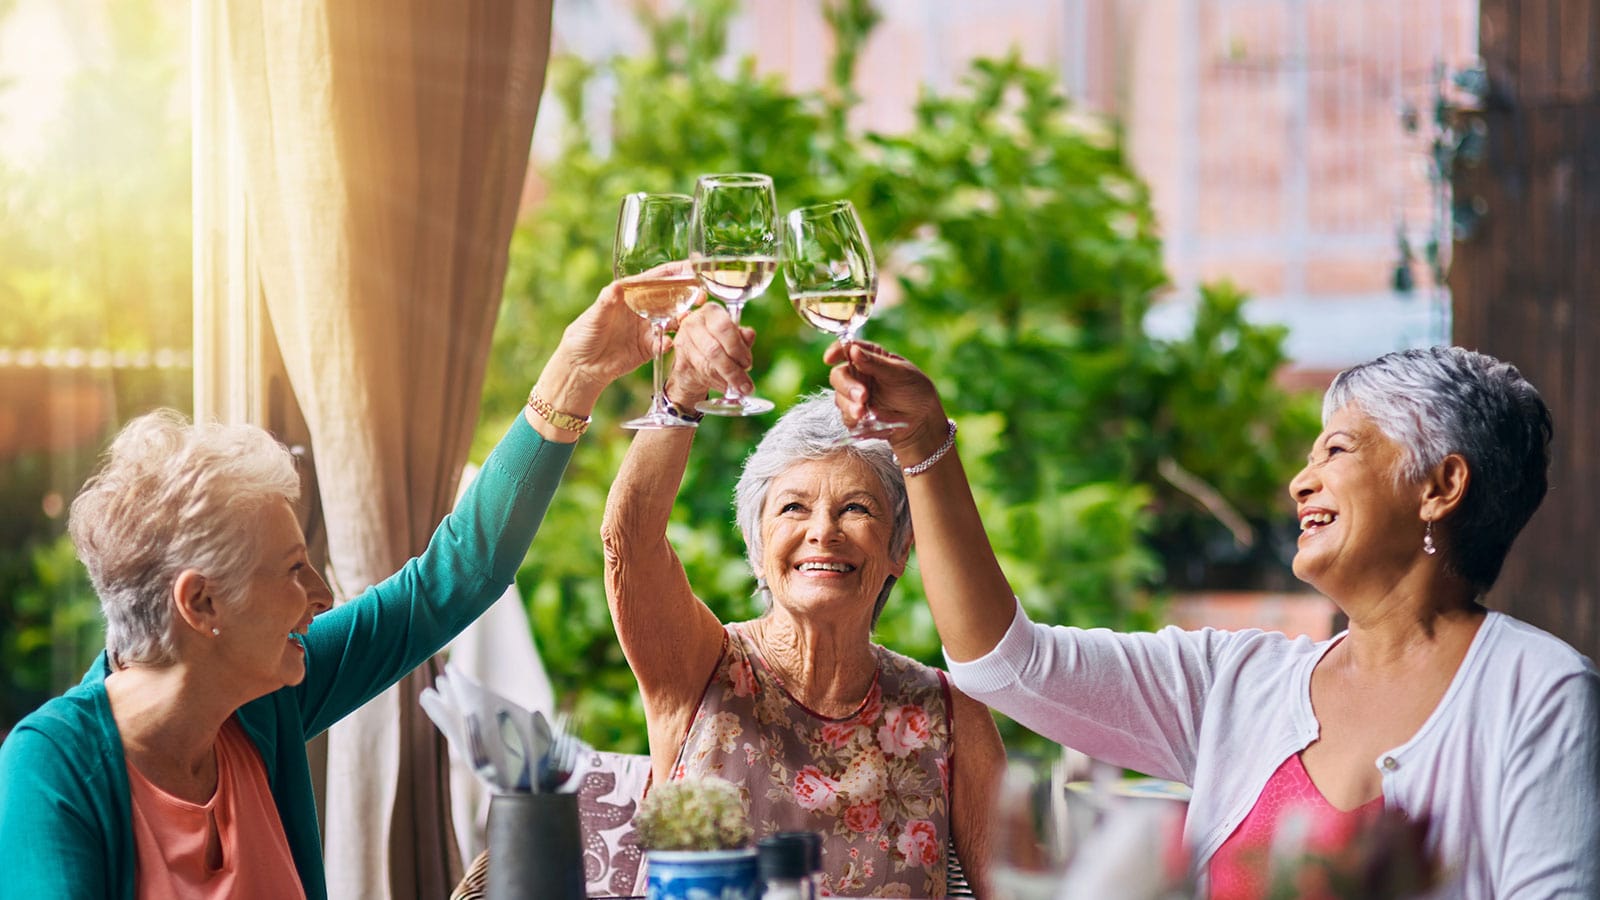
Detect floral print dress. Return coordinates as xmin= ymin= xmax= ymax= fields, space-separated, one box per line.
xmin=668 ymin=622 xmax=956 ymax=898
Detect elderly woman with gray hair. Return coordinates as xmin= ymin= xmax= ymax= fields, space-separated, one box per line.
xmin=828 ymin=340 xmax=1600 ymax=898
xmin=601 ymin=309 xmax=1004 ymax=898
xmin=0 ymin=281 xmax=672 ymax=900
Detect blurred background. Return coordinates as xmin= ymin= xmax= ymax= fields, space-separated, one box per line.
xmin=0 ymin=0 xmax=1586 ymax=762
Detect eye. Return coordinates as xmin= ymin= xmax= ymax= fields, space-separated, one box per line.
xmin=843 ymin=502 xmax=871 ymax=515
xmin=780 ymin=501 xmax=805 ymax=514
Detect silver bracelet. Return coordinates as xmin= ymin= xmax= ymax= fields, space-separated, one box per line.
xmin=900 ymin=419 xmax=958 ymax=477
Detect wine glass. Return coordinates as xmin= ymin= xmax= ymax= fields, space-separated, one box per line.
xmin=613 ymin=192 xmax=702 ymax=430
xmin=781 ymin=199 xmax=905 ymax=441
xmin=690 ymin=173 xmax=778 ymax=416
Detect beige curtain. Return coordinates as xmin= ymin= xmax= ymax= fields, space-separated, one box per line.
xmin=221 ymin=3 xmax=554 ymax=897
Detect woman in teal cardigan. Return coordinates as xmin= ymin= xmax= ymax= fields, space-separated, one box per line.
xmin=0 ymin=276 xmax=673 ymax=899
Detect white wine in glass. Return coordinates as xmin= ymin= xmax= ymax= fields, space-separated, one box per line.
xmin=691 ymin=173 xmax=778 ymax=416
xmin=613 ymin=192 xmax=701 ymax=431
xmin=782 ymin=199 xmax=905 ymax=441
xmin=691 ymin=254 xmax=778 ymax=305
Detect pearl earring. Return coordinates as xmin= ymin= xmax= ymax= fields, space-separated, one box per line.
xmin=1423 ymin=520 xmax=1437 ymax=556
xmin=212 ymin=627 xmax=221 ymax=636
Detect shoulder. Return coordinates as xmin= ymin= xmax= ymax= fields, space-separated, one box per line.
xmin=1475 ymin=613 xmax=1599 ymax=709
xmin=869 ymin=641 xmax=945 ymax=688
xmin=1485 ymin=612 xmax=1597 ymax=677
xmin=1 ymin=684 xmax=123 ymax=799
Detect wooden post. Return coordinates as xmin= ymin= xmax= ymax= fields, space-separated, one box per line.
xmin=1452 ymin=0 xmax=1600 ymax=661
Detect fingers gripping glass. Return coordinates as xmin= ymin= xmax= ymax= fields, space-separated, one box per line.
xmin=690 ymin=173 xmax=778 ymax=416
xmin=782 ymin=199 xmax=905 ymax=441
xmin=614 ymin=192 xmax=702 ymax=430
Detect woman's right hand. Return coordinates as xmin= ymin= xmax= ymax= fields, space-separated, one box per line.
xmin=826 ymin=341 xmax=949 ymax=464
xmin=665 ymin=302 xmax=756 ymax=408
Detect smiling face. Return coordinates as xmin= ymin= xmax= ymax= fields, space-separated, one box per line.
xmin=758 ymin=453 xmax=907 ymax=621
xmin=217 ymin=497 xmax=332 ymax=694
xmin=1288 ymin=405 xmax=1428 ymax=599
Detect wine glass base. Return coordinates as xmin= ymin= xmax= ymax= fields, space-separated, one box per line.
xmin=695 ymin=394 xmax=776 ymax=417
xmin=845 ymin=419 xmax=908 ymax=442
xmin=620 ymin=411 xmax=700 ymax=431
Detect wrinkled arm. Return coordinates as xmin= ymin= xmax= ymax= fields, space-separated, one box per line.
xmin=949 ymin=687 xmax=1004 ymax=898
xmin=601 ymin=302 xmax=756 ymax=783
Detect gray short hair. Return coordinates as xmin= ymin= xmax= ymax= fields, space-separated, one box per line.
xmin=733 ymin=391 xmax=912 ymax=625
xmin=1323 ymin=346 xmax=1551 ymax=593
xmin=68 ymin=410 xmax=300 ymax=665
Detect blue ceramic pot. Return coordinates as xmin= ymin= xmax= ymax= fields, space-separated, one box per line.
xmin=644 ymin=848 xmax=760 ymax=900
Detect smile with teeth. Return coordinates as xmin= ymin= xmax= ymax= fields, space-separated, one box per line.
xmin=797 ymin=561 xmax=855 ymax=573
xmin=1299 ymin=511 xmax=1336 ymax=532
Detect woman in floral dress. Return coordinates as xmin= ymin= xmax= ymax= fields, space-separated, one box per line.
xmin=601 ymin=308 xmax=1003 ymax=897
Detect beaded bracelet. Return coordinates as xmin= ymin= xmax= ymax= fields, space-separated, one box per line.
xmin=899 ymin=419 xmax=958 ymax=477
xmin=661 ymin=396 xmax=705 ymax=424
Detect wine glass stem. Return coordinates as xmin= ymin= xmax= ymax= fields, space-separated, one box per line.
xmin=649 ymin=320 xmax=670 ymax=414
xmin=722 ymin=301 xmax=748 ymax=401
xmin=836 ymin=333 xmax=880 ymax=428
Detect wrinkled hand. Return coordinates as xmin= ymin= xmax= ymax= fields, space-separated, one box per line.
xmin=666 ymin=302 xmax=756 ymax=405
xmin=554 ymin=262 xmax=693 ymax=391
xmin=825 ymin=341 xmax=948 ymax=458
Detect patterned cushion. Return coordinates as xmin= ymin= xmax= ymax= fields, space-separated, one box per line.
xmin=451 ymin=750 xmax=652 ymax=900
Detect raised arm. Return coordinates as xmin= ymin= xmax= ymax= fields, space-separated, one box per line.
xmin=296 ymin=272 xmax=660 ymax=734
xmin=827 ymin=342 xmax=1017 ymax=662
xmin=601 ymin=302 xmax=758 ymax=782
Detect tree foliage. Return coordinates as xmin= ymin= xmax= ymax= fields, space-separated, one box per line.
xmin=479 ymin=1 xmax=1320 ymax=753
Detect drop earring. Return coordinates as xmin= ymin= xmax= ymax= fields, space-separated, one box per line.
xmin=1423 ymin=520 xmax=1437 ymax=556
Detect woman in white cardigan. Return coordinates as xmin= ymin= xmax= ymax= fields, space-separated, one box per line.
xmin=825 ymin=342 xmax=1599 ymax=899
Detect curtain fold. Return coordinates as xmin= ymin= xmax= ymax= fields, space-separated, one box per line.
xmin=221 ymin=3 xmax=554 ymax=896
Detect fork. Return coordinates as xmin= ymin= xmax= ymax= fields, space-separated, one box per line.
xmin=537 ymin=712 xmax=580 ymax=793
xmin=465 ymin=713 xmax=503 ymax=790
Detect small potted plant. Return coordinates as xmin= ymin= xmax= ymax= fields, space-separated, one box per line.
xmin=635 ymin=777 xmax=759 ymax=900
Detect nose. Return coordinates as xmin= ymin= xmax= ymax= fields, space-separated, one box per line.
xmin=302 ymin=565 xmax=334 ymax=615
xmin=1288 ymin=461 xmax=1317 ymax=504
xmin=805 ymin=509 xmax=844 ymax=545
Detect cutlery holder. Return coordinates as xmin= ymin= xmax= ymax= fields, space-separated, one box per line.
xmin=487 ymin=792 xmax=584 ymax=900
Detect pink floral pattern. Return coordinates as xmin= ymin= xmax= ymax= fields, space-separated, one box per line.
xmin=669 ymin=624 xmax=954 ymax=897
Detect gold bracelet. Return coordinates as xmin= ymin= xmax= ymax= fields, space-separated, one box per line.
xmin=526 ymin=389 xmax=591 ymax=435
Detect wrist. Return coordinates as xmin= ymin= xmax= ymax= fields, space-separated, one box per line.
xmin=889 ymin=409 xmax=951 ymax=463
xmin=896 ymin=418 xmax=958 ymax=477
xmin=535 ymin=351 xmax=607 ymax=415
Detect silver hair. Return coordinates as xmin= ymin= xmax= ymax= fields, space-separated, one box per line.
xmin=1323 ymin=346 xmax=1551 ymax=593
xmin=733 ymin=391 xmax=912 ymax=626
xmin=67 ymin=409 xmax=301 ymax=665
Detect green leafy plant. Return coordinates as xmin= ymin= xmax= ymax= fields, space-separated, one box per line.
xmin=634 ymin=777 xmax=753 ymax=851
xmin=479 ymin=0 xmax=1319 ymax=755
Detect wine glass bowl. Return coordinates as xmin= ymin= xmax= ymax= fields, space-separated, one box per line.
xmin=613 ymin=192 xmax=702 ymax=431
xmin=782 ymin=199 xmax=905 ymax=440
xmin=690 ymin=173 xmax=778 ymax=416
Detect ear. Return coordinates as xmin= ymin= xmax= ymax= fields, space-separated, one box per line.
xmin=170 ymin=569 xmax=218 ymax=636
xmin=889 ymin=530 xmax=914 ymax=578
xmin=1419 ymin=453 xmax=1471 ymax=523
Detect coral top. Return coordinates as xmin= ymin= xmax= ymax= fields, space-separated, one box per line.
xmin=670 ymin=623 xmax=956 ymax=897
xmin=126 ymin=717 xmax=306 ymax=900
xmin=1208 ymin=752 xmax=1383 ymax=900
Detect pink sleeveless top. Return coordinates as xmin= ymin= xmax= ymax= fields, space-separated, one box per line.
xmin=1208 ymin=753 xmax=1383 ymax=900
xmin=670 ymin=623 xmax=956 ymax=897
xmin=126 ymin=717 xmax=306 ymax=900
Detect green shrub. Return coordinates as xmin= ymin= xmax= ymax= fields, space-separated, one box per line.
xmin=478 ymin=0 xmax=1319 ymax=754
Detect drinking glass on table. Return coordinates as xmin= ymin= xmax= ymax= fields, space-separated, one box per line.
xmin=613 ymin=192 xmax=702 ymax=430
xmin=782 ymin=199 xmax=905 ymax=441
xmin=690 ymin=172 xmax=779 ymax=416
xmin=990 ymin=754 xmax=1078 ymax=900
